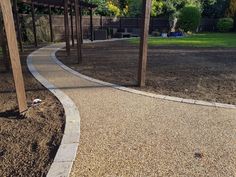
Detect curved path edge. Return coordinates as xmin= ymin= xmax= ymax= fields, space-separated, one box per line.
xmin=27 ymin=49 xmax=81 ymax=177
xmin=53 ymin=40 xmax=236 ymax=110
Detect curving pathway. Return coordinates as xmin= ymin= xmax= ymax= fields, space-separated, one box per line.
xmin=28 ymin=43 xmax=236 ymax=177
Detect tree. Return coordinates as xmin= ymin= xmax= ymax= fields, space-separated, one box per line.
xmin=178 ymin=6 xmax=201 ymax=32
xmin=202 ymin=0 xmax=229 ymax=18
xmin=226 ymin=0 xmax=236 ymax=30
xmin=226 ymin=0 xmax=236 ymax=17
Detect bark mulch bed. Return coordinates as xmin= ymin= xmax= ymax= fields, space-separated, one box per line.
xmin=0 ymin=47 xmax=65 ymax=176
xmin=57 ymin=40 xmax=236 ymax=105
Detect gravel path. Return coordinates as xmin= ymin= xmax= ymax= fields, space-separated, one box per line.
xmin=30 ymin=44 xmax=236 ymax=177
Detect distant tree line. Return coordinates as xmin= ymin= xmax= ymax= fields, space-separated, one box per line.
xmin=16 ymin=0 xmax=236 ymax=19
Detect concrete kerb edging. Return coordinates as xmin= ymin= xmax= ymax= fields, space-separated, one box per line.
xmin=52 ymin=39 xmax=236 ymax=110
xmin=27 ymin=49 xmax=81 ymax=177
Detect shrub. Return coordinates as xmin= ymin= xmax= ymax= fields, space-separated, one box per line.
xmin=23 ymin=15 xmax=51 ymax=43
xmin=178 ymin=6 xmax=201 ymax=32
xmin=217 ymin=18 xmax=234 ymax=32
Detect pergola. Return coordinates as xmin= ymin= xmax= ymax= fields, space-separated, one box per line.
xmin=0 ymin=0 xmax=151 ymax=113
xmin=16 ymin=0 xmax=98 ymax=60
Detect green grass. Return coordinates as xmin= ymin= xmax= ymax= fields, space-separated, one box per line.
xmin=129 ymin=33 xmax=236 ymax=48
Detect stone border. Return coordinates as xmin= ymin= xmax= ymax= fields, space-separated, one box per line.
xmin=27 ymin=48 xmax=81 ymax=177
xmin=52 ymin=40 xmax=236 ymax=110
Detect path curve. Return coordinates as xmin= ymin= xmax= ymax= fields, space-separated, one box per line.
xmin=28 ymin=43 xmax=236 ymax=177
xmin=27 ymin=47 xmax=81 ymax=177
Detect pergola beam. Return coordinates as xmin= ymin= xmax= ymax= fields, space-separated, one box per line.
xmin=138 ymin=0 xmax=152 ymax=87
xmin=20 ymin=0 xmax=98 ymax=9
xmin=0 ymin=0 xmax=27 ymax=113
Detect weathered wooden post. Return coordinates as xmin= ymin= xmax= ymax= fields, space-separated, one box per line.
xmin=75 ymin=0 xmax=82 ymax=63
xmin=13 ymin=0 xmax=24 ymax=52
xmin=138 ymin=0 xmax=152 ymax=87
xmin=70 ymin=0 xmax=75 ymax=47
xmin=48 ymin=3 xmax=54 ymax=42
xmin=0 ymin=15 xmax=10 ymax=71
xmin=79 ymin=6 xmax=83 ymax=44
xmin=89 ymin=8 xmax=94 ymax=41
xmin=0 ymin=0 xmax=27 ymax=113
xmin=64 ymin=0 xmax=70 ymax=56
xmin=31 ymin=1 xmax=38 ymax=47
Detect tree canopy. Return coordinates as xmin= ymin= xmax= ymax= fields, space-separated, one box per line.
xmin=16 ymin=0 xmax=232 ymax=19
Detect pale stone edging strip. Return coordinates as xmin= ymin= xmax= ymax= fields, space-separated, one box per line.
xmin=52 ymin=41 xmax=236 ymax=110
xmin=27 ymin=49 xmax=81 ymax=177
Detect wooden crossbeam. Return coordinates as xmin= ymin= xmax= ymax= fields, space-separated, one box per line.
xmin=138 ymin=0 xmax=152 ymax=87
xmin=0 ymin=0 xmax=27 ymax=113
xmin=20 ymin=0 xmax=98 ymax=9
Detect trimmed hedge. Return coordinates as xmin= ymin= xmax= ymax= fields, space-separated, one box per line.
xmin=178 ymin=6 xmax=201 ymax=32
xmin=217 ymin=18 xmax=234 ymax=32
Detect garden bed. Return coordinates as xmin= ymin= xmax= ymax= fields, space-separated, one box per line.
xmin=0 ymin=48 xmax=65 ymax=176
xmin=56 ymin=40 xmax=236 ymax=105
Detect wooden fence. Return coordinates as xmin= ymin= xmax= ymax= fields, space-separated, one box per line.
xmin=19 ymin=14 xmax=219 ymax=41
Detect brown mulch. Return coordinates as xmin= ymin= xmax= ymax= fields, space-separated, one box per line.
xmin=0 ymin=47 xmax=65 ymax=177
xmin=56 ymin=40 xmax=236 ymax=105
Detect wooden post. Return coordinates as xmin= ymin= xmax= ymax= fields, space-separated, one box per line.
xmin=70 ymin=1 xmax=74 ymax=47
xmin=64 ymin=0 xmax=70 ymax=56
xmin=79 ymin=6 xmax=83 ymax=44
xmin=0 ymin=0 xmax=27 ymax=113
xmin=100 ymin=15 xmax=103 ymax=29
xmin=48 ymin=4 xmax=54 ymax=42
xmin=75 ymin=0 xmax=82 ymax=63
xmin=138 ymin=0 xmax=152 ymax=87
xmin=89 ymin=8 xmax=93 ymax=41
xmin=31 ymin=2 xmax=38 ymax=47
xmin=13 ymin=0 xmax=23 ymax=52
xmin=0 ymin=20 xmax=10 ymax=71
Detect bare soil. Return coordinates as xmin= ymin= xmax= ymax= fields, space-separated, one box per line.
xmin=57 ymin=40 xmax=236 ymax=105
xmin=0 ymin=47 xmax=65 ymax=177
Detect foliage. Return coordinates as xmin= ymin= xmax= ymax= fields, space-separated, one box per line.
xmin=107 ymin=1 xmax=121 ymax=16
xmin=202 ymin=0 xmax=229 ymax=18
xmin=217 ymin=18 xmax=234 ymax=32
xmin=129 ymin=33 xmax=236 ymax=48
xmin=226 ymin=0 xmax=236 ymax=17
xmin=23 ymin=15 xmax=51 ymax=43
xmin=178 ymin=6 xmax=201 ymax=32
xmin=84 ymin=0 xmax=109 ymax=16
xmin=15 ymin=0 xmax=232 ymax=19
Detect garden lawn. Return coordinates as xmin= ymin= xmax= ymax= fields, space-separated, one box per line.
xmin=129 ymin=33 xmax=236 ymax=48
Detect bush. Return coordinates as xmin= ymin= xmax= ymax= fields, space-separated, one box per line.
xmin=217 ymin=18 xmax=234 ymax=32
xmin=23 ymin=15 xmax=51 ymax=43
xmin=178 ymin=6 xmax=201 ymax=32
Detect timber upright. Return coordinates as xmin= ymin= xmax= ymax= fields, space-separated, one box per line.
xmin=0 ymin=0 xmax=27 ymax=113
xmin=138 ymin=0 xmax=152 ymax=87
